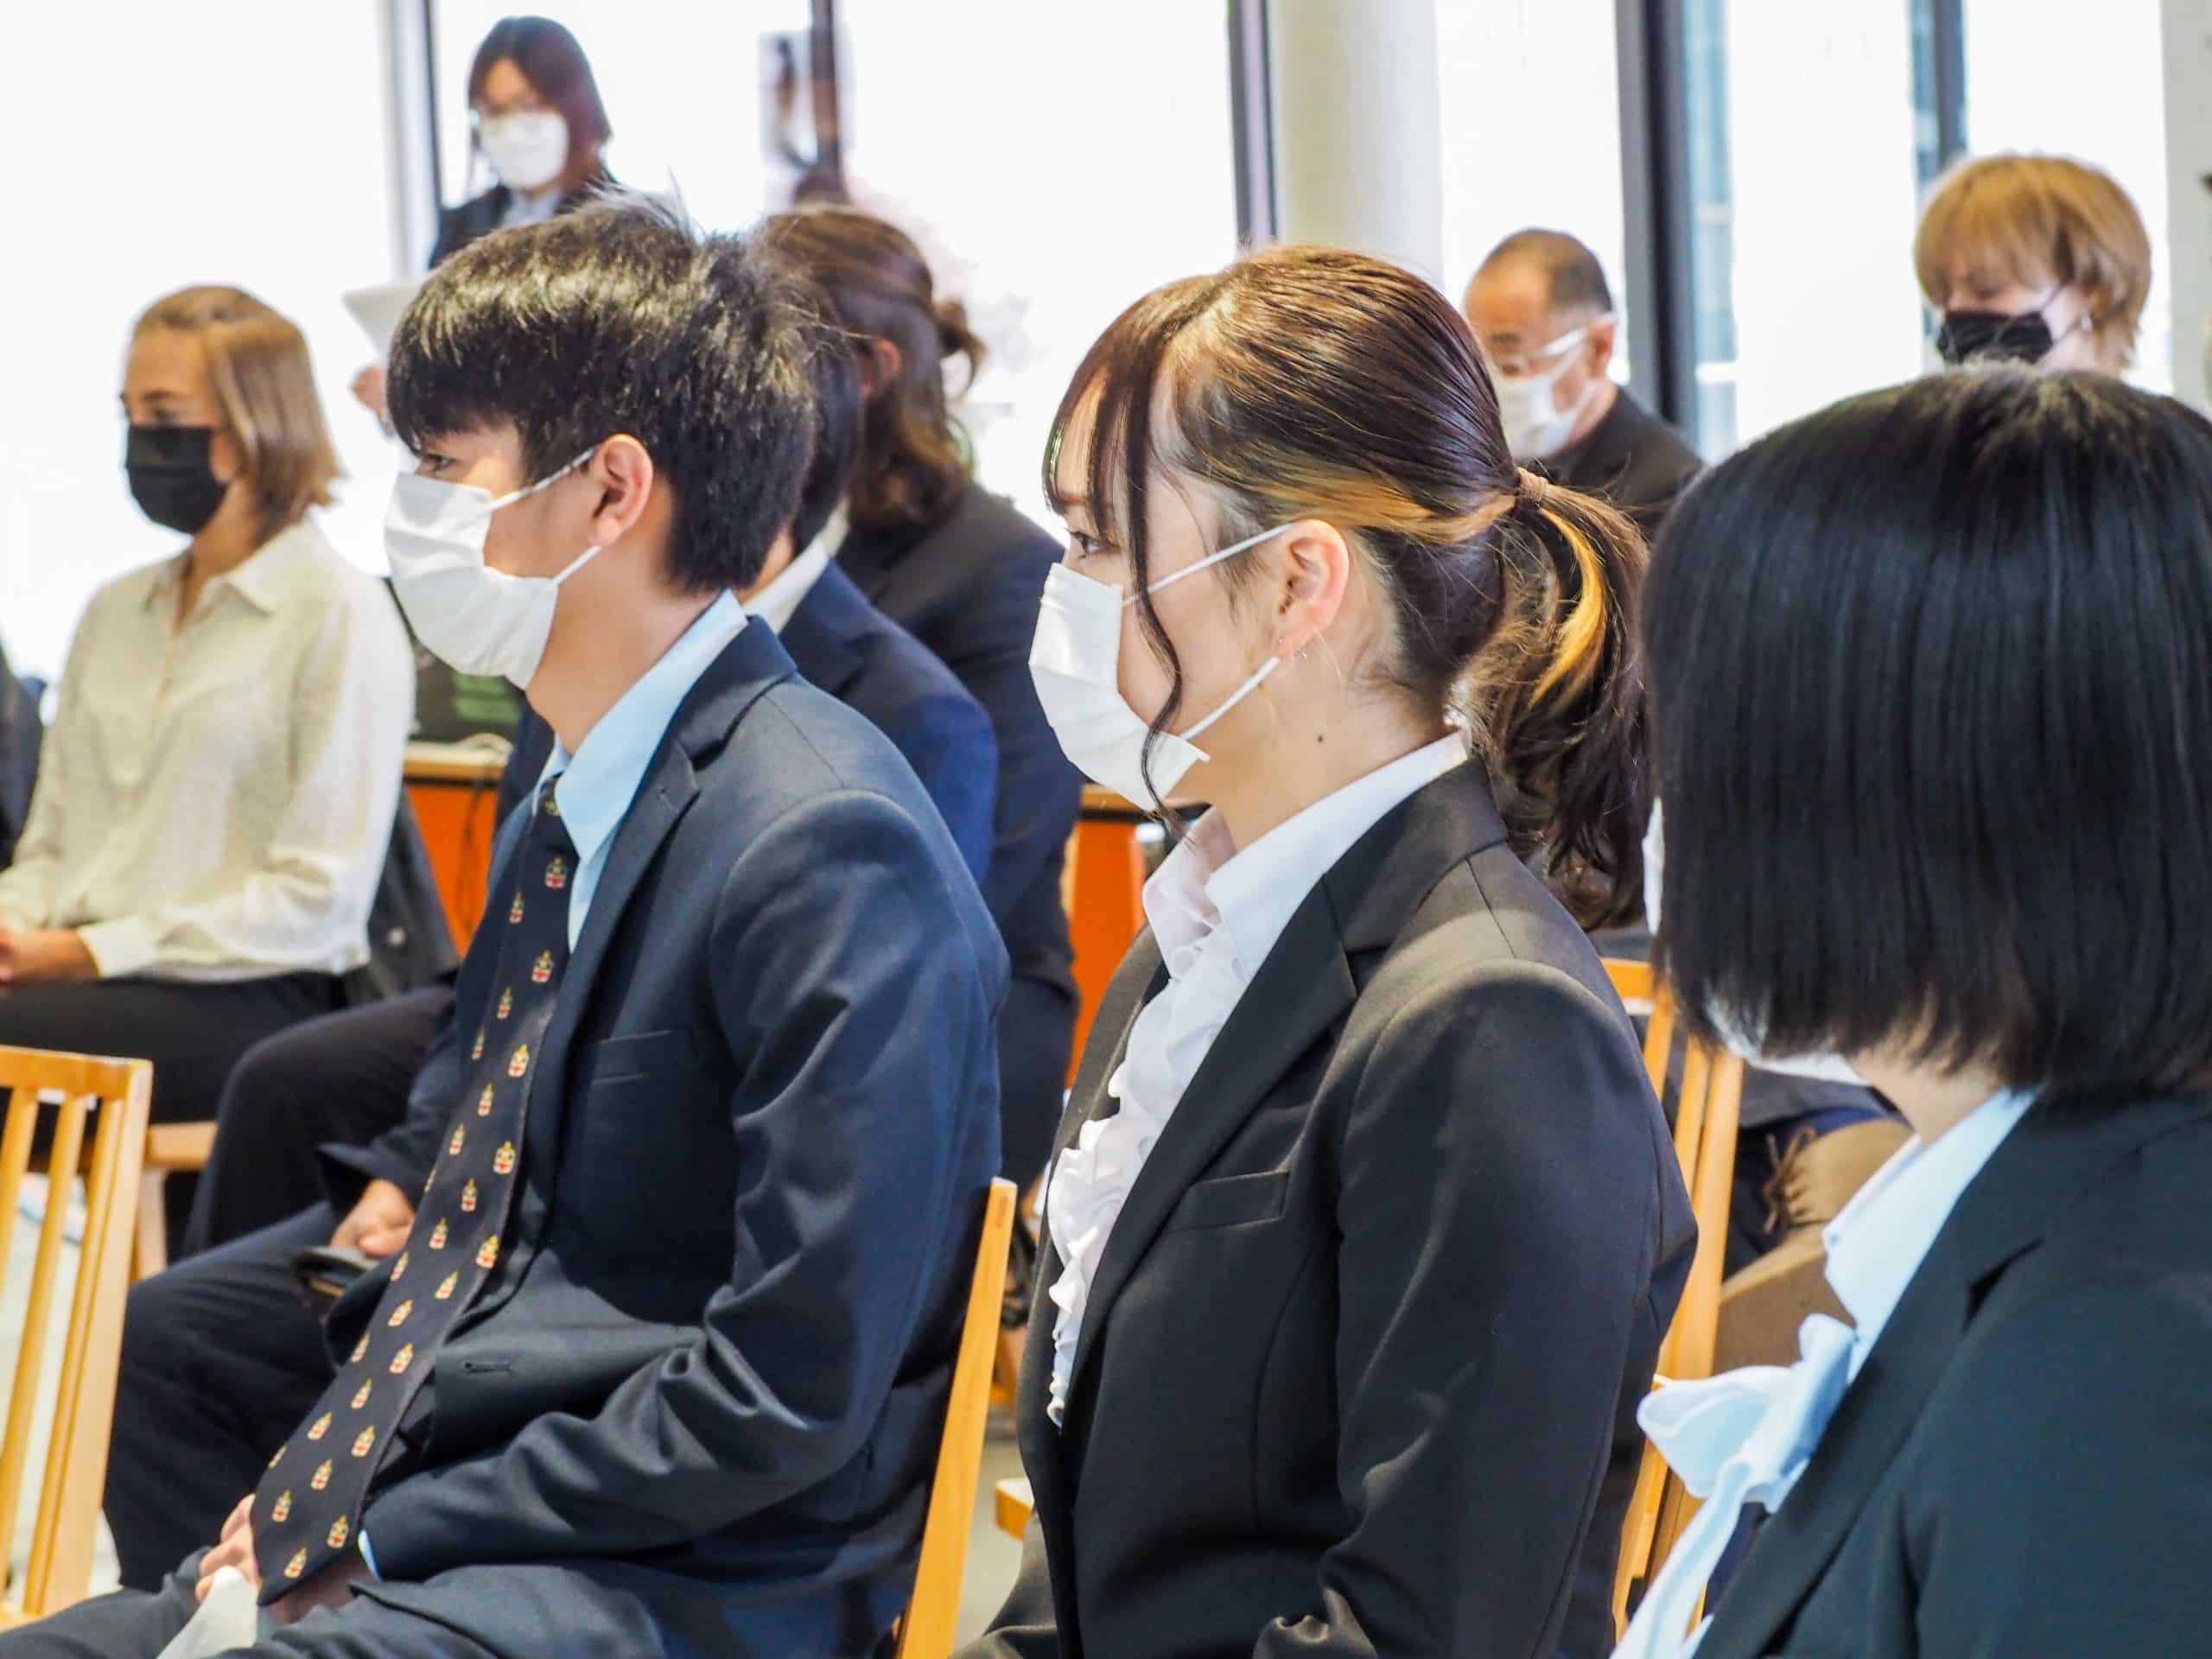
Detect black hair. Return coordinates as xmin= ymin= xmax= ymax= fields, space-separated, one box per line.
xmin=388 ymin=194 xmax=817 ymax=595
xmin=1479 ymin=228 xmax=1614 ymax=317
xmin=1645 ymin=366 xmax=2212 ymax=1098
xmin=791 ymin=309 xmax=863 ymax=551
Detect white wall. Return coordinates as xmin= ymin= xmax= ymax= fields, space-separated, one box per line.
xmin=2163 ymin=0 xmax=2212 ymax=409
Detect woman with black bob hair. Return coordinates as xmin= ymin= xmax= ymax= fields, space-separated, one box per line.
xmin=1618 ymin=367 xmax=2212 ymax=1659
xmin=966 ymin=244 xmax=1693 ymax=1659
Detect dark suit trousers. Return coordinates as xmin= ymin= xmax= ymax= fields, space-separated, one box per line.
xmin=183 ymin=988 xmax=451 ymax=1255
xmin=0 ymin=974 xmax=340 ymax=1257
xmin=105 ymin=1207 xmax=340 ymax=1591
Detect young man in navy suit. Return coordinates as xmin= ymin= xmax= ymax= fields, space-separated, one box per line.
xmin=7 ymin=197 xmax=1004 ymax=1656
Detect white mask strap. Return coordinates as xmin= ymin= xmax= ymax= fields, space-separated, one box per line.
xmin=1179 ymin=653 xmax=1282 ymax=742
xmin=486 ymin=447 xmax=601 ymax=514
xmin=1126 ymin=521 xmax=1296 ymax=607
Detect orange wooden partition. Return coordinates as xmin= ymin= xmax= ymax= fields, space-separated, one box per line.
xmin=402 ymin=747 xmax=507 ymax=957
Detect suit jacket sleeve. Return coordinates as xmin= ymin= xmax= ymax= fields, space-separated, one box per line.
xmin=1255 ymin=961 xmax=1664 ymax=1659
xmin=883 ymin=684 xmax=998 ymax=887
xmin=359 ymin=785 xmax=1002 ymax=1577
xmin=1904 ymin=1281 xmax=2212 ymax=1655
xmin=960 ymin=1516 xmax=1065 ymax=1659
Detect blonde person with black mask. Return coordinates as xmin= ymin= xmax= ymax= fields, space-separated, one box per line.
xmin=966 ymin=245 xmax=1694 ymax=1659
xmin=0 ymin=287 xmax=412 ymax=1249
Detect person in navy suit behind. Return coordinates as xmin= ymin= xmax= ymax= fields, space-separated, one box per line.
xmin=103 ymin=282 xmax=1001 ymax=1592
xmin=8 ymin=195 xmax=1003 ymax=1657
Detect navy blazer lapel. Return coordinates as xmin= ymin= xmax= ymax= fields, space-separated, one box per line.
xmin=775 ymin=565 xmax=867 ymax=702
xmin=529 ymin=626 xmax=798 ymax=1140
xmin=1697 ymin=1089 xmax=2212 ymax=1659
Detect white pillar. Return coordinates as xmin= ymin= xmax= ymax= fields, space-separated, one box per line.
xmin=1268 ymin=0 xmax=1445 ymax=281
xmin=2163 ymin=0 xmax=2212 ymax=409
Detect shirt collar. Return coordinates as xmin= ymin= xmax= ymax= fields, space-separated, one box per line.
xmin=1143 ymin=734 xmax=1467 ymax=982
xmin=1822 ymin=1087 xmax=2036 ymax=1358
xmin=744 ymin=524 xmax=838 ymax=635
xmin=138 ymin=521 xmax=321 ymax=616
xmin=537 ymin=591 xmax=749 ymax=868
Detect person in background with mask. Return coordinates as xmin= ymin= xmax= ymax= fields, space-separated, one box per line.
xmin=0 ymin=196 xmax=1001 ymax=1659
xmin=1916 ymin=152 xmax=2151 ymax=374
xmin=967 ymin=245 xmax=1692 ymax=1659
xmin=1615 ymin=369 xmax=2212 ymax=1659
xmin=1464 ymin=228 xmax=1702 ymax=538
xmin=352 ymin=14 xmax=613 ymax=417
xmin=0 ymin=286 xmax=411 ymax=1246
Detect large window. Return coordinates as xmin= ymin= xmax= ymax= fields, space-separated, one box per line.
xmin=1435 ymin=0 xmax=1631 ymax=375
xmin=833 ymin=0 xmax=1238 ymax=532
xmin=1960 ymin=0 xmax=2171 ymax=392
xmin=1681 ymin=0 xmax=1928 ymax=456
xmin=0 ymin=5 xmax=398 ymax=682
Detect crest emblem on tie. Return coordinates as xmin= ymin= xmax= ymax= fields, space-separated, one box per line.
xmin=543 ymin=791 xmax=561 ymax=818
xmin=509 ymin=891 xmax=524 ymax=925
xmin=477 ymin=1235 xmax=500 ymax=1269
xmin=269 ymin=1443 xmax=285 ymax=1470
xmin=494 ymin=1141 xmax=517 ymax=1175
xmin=448 ymin=1124 xmax=467 ymax=1158
xmin=531 ymin=951 xmax=554 ymax=985
xmin=351 ymin=1378 xmax=372 ymax=1410
xmin=327 ymin=1516 xmax=350 ymax=1550
xmin=352 ymin=1427 xmax=376 ymax=1459
xmin=435 ymin=1270 xmax=460 ymax=1300
xmin=429 ymin=1219 xmax=448 ymax=1249
xmin=508 ymin=1045 xmax=530 ymax=1077
xmin=284 ymin=1548 xmax=308 ymax=1580
xmin=270 ymin=1491 xmax=292 ymax=1523
xmin=388 ymin=1300 xmax=413 ymax=1328
xmin=392 ymin=1252 xmax=408 ymax=1281
xmin=472 ymin=1027 xmax=486 ymax=1061
xmin=310 ymin=1459 xmax=333 ymax=1492
xmin=390 ymin=1343 xmax=415 ymax=1375
xmin=307 ymin=1413 xmax=332 ymax=1441
xmin=497 ymin=988 xmax=513 ymax=1021
xmin=479 ymin=1084 xmax=495 ymax=1116
xmin=461 ymin=1179 xmax=480 ymax=1213
xmin=545 ymin=855 xmax=569 ymax=890
xmin=350 ymin=1334 xmax=369 ymax=1364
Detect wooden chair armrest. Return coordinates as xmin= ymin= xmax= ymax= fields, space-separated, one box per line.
xmin=995 ymin=1476 xmax=1034 ymax=1540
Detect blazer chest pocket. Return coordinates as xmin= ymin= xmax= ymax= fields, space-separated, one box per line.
xmin=1163 ymin=1169 xmax=1289 ymax=1234
xmin=576 ymin=1027 xmax=699 ymax=1087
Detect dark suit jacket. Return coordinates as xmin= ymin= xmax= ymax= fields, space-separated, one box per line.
xmin=324 ymin=625 xmax=1005 ymax=1656
xmin=837 ymin=483 xmax=1082 ymax=1187
xmin=969 ymin=766 xmax=1695 ymax=1659
xmin=428 ymin=176 xmax=607 ymax=268
xmin=1694 ymin=1089 xmax=2212 ymax=1659
xmin=1543 ymin=388 xmax=1704 ymax=539
xmin=495 ymin=564 xmax=996 ymax=884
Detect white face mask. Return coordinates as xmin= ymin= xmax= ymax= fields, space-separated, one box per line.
xmin=1493 ymin=323 xmax=1600 ymax=462
xmin=1029 ymin=523 xmax=1292 ymax=807
xmin=480 ymin=110 xmax=570 ymax=194
xmin=385 ymin=451 xmax=601 ymax=688
xmin=1643 ymin=800 xmax=1871 ymax=1086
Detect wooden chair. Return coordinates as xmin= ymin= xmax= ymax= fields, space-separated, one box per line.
xmin=1065 ymin=786 xmax=1147 ymax=1088
xmin=894 ymin=1177 xmax=1019 ymax=1659
xmin=0 ymin=1046 xmax=152 ymax=1624
xmin=1605 ymin=958 xmax=1745 ymax=1640
xmin=130 ymin=1121 xmax=215 ymax=1283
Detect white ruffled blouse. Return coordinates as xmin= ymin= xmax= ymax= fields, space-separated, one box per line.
xmin=1043 ymin=734 xmax=1468 ymax=1426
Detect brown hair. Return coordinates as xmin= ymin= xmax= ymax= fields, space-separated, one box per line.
xmin=133 ymin=286 xmax=339 ymax=544
xmin=764 ymin=207 xmax=982 ymax=533
xmin=1915 ymin=153 xmax=2152 ymax=371
xmin=1051 ymin=244 xmax=1649 ymax=926
xmin=467 ymin=16 xmax=613 ymax=191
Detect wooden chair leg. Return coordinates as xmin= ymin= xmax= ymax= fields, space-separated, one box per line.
xmin=130 ymin=1171 xmax=166 ymax=1284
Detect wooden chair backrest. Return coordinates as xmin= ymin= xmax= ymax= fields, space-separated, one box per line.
xmin=1603 ymin=961 xmax=1745 ymax=1639
xmin=894 ymin=1177 xmax=1019 ymax=1659
xmin=0 ymin=1046 xmax=152 ymax=1624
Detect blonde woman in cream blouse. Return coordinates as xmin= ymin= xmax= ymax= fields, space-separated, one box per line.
xmin=0 ymin=286 xmax=410 ymax=1249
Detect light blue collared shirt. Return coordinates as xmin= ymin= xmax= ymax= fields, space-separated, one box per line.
xmin=536 ymin=593 xmax=750 ymax=949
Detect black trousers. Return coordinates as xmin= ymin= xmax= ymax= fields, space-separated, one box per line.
xmin=0 ymin=974 xmax=340 ymax=1255
xmin=0 ymin=1558 xmax=499 ymax=1657
xmin=184 ymin=988 xmax=453 ymax=1255
xmin=105 ymin=1206 xmax=339 ymax=1591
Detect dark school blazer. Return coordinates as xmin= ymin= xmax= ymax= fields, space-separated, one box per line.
xmin=969 ymin=764 xmax=1696 ymax=1659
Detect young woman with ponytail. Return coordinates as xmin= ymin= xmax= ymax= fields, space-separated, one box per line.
xmin=964 ymin=245 xmax=1694 ymax=1659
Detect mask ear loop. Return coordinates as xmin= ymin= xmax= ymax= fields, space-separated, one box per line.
xmin=1127 ymin=522 xmax=1296 ymax=606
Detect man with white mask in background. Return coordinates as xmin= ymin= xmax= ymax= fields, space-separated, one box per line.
xmin=1463 ymin=228 xmax=1704 ymax=538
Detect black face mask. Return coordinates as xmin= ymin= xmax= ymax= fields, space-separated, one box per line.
xmin=124 ymin=424 xmax=229 ymax=535
xmin=1934 ymin=308 xmax=2056 ymax=368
